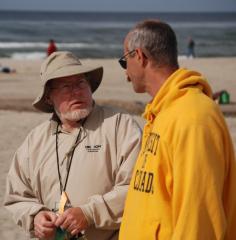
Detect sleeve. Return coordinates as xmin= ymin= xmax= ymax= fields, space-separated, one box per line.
xmin=80 ymin=114 xmax=142 ymax=229
xmin=3 ymin=136 xmax=49 ymax=236
xmin=171 ymin=122 xmax=227 ymax=239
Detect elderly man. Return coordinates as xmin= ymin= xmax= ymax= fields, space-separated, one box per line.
xmin=4 ymin=51 xmax=141 ymax=240
xmin=118 ymin=20 xmax=236 ymax=239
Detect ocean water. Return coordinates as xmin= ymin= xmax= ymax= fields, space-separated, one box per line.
xmin=0 ymin=10 xmax=236 ymax=59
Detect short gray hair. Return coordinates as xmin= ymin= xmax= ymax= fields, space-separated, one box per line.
xmin=126 ymin=20 xmax=178 ymax=67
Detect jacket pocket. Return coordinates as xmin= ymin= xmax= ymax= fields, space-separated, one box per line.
xmin=145 ymin=221 xmax=161 ymax=239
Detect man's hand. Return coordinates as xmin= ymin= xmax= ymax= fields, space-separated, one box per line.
xmin=34 ymin=210 xmax=58 ymax=239
xmin=54 ymin=207 xmax=89 ymax=236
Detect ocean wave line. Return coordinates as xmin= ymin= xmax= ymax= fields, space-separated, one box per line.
xmin=0 ymin=42 xmax=121 ymax=49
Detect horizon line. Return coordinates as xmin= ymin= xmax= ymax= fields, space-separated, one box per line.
xmin=0 ymin=9 xmax=236 ymax=14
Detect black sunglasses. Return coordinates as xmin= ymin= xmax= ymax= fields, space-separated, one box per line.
xmin=118 ymin=50 xmax=136 ymax=69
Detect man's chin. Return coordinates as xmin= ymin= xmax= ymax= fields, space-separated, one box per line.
xmin=133 ymin=85 xmax=145 ymax=93
xmin=63 ymin=108 xmax=92 ymax=122
xmin=128 ymin=78 xmax=145 ymax=93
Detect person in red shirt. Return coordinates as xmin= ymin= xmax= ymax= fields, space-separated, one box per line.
xmin=47 ymin=39 xmax=57 ymax=56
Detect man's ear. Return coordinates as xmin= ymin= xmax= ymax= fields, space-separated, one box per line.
xmin=136 ymin=48 xmax=148 ymax=68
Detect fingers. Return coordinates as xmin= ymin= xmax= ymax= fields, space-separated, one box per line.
xmin=34 ymin=220 xmax=54 ymax=230
xmin=54 ymin=208 xmax=83 ymax=235
xmin=55 ymin=216 xmax=80 ymax=233
xmin=54 ymin=213 xmax=66 ymax=227
xmin=34 ymin=225 xmax=55 ymax=238
xmin=34 ymin=228 xmax=44 ymax=239
xmin=58 ymin=218 xmax=71 ymax=230
xmin=70 ymin=228 xmax=80 ymax=236
xmin=66 ymin=222 xmax=79 ymax=233
xmin=54 ymin=208 xmax=75 ymax=228
xmin=34 ymin=211 xmax=57 ymax=238
xmin=46 ymin=211 xmax=58 ymax=223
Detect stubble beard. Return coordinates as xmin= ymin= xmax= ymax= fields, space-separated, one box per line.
xmin=127 ymin=75 xmax=146 ymax=93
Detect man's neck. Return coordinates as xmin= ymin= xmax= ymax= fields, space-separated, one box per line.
xmin=146 ymin=66 xmax=178 ymax=97
xmin=61 ymin=120 xmax=82 ymax=133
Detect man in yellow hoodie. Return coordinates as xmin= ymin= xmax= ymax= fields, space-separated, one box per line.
xmin=118 ymin=20 xmax=236 ymax=240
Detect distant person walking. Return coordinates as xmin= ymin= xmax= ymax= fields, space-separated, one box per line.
xmin=47 ymin=39 xmax=57 ymax=56
xmin=187 ymin=37 xmax=195 ymax=58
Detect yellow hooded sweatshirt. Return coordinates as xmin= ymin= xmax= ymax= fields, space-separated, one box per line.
xmin=119 ymin=68 xmax=236 ymax=240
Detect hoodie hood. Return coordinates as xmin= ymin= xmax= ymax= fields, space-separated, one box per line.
xmin=143 ymin=68 xmax=213 ymax=121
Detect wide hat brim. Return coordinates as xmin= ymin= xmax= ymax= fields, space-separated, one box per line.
xmin=33 ymin=64 xmax=103 ymax=113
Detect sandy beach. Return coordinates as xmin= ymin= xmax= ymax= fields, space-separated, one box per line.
xmin=0 ymin=57 xmax=236 ymax=239
xmin=0 ymin=57 xmax=236 ymax=103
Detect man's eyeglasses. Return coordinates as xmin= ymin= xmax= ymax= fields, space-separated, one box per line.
xmin=118 ymin=50 xmax=136 ymax=69
xmin=50 ymin=79 xmax=88 ymax=94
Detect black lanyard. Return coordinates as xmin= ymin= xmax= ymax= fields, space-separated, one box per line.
xmin=55 ymin=122 xmax=83 ymax=195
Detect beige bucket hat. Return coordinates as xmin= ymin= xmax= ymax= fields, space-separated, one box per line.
xmin=33 ymin=51 xmax=103 ymax=113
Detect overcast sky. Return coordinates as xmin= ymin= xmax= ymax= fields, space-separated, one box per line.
xmin=0 ymin=0 xmax=236 ymax=12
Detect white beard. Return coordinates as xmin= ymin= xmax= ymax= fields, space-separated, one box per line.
xmin=57 ymin=107 xmax=92 ymax=122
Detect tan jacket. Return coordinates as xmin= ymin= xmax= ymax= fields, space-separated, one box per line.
xmin=4 ymin=104 xmax=142 ymax=240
